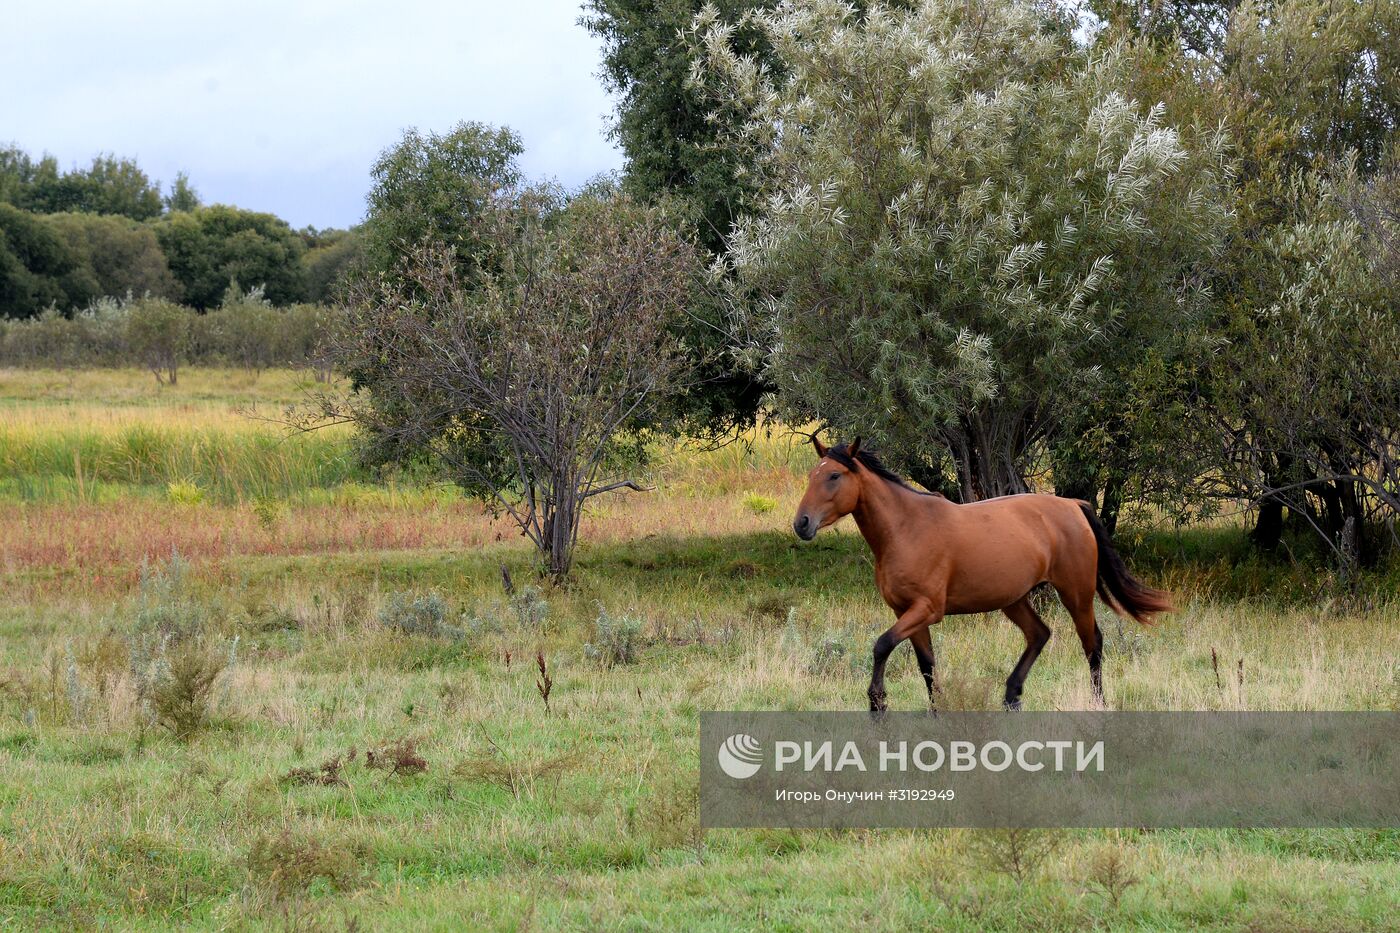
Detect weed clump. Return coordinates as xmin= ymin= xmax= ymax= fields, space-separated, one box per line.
xmin=165 ymin=479 xmax=205 ymax=505
xmin=365 ymin=738 xmax=428 ymax=777
xmin=585 ymin=607 xmax=644 ymax=667
xmin=282 ymin=751 xmax=351 ymax=787
xmin=133 ymin=552 xmax=210 ymax=641
xmin=742 ymin=492 xmax=777 ymax=514
xmin=806 ymin=629 xmax=855 ymax=676
xmin=1086 ymin=841 xmax=1140 ymax=908
xmin=246 ymin=829 xmax=362 ymax=899
xmin=377 ymin=590 xmax=463 ymax=641
xmin=510 ymin=585 xmax=549 ymax=629
xmin=125 ymin=553 xmax=236 ymax=739
xmin=454 ymin=741 xmax=579 ymax=798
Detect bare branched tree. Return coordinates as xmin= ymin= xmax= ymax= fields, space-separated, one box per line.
xmin=333 ymin=191 xmax=701 ymax=580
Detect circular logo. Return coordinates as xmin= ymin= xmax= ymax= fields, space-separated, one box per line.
xmin=717 ymin=733 xmax=763 ymax=779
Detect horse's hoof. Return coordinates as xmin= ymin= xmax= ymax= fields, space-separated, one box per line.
xmin=1004 ymin=699 xmax=1022 ymax=712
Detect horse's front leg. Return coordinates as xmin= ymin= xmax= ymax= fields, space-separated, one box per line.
xmin=869 ymin=602 xmax=940 ymax=713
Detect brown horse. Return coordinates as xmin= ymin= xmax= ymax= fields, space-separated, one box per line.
xmin=792 ymin=437 xmax=1172 ymax=711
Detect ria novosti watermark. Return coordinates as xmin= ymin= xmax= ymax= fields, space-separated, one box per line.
xmin=701 ymin=712 xmax=1400 ymax=828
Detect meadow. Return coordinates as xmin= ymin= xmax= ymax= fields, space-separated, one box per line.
xmin=1 ymin=367 xmax=1398 ymax=930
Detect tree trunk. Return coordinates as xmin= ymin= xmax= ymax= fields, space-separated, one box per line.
xmin=949 ymin=425 xmax=1029 ymax=501
xmin=1251 ymin=499 xmax=1284 ymax=550
xmin=1100 ymin=472 xmax=1125 ymax=537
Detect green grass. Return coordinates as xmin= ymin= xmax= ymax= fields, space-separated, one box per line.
xmin=2 ymin=367 xmax=1398 ymax=929
xmin=2 ymin=533 xmax=1398 ymax=929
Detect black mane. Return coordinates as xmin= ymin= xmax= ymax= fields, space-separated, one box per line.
xmin=825 ymin=443 xmax=942 ymax=497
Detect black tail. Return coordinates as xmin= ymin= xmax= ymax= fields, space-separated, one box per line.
xmin=1078 ymin=503 xmax=1173 ymax=624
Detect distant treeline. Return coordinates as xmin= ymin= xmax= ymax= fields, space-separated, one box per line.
xmin=0 ymin=289 xmax=343 ymax=383
xmin=0 ymin=145 xmax=361 ymax=317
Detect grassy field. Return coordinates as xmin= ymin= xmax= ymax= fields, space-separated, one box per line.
xmin=1 ymin=367 xmax=1397 ymax=930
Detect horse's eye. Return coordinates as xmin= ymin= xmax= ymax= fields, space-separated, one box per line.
xmin=829 ymin=472 xmax=840 ymax=481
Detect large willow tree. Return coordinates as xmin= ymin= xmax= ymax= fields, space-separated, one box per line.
xmin=695 ymin=0 xmax=1231 ymax=501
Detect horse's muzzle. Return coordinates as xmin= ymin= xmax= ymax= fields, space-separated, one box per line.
xmin=793 ymin=513 xmax=818 ymax=541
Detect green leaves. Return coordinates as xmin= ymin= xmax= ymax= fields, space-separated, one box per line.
xmin=698 ymin=0 xmax=1229 ymax=497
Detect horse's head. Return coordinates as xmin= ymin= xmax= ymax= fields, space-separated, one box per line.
xmin=793 ymin=435 xmax=863 ymax=540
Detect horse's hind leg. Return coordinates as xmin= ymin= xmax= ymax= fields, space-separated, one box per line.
xmin=1002 ymin=597 xmax=1051 ymax=711
xmin=908 ymin=626 xmax=941 ymax=708
xmin=1057 ymin=585 xmax=1105 ymax=707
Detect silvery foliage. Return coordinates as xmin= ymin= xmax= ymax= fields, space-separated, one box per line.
xmin=689 ymin=0 xmax=1231 ymax=496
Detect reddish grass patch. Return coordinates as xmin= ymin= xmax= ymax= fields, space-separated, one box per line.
xmin=0 ymin=479 xmax=801 ymax=596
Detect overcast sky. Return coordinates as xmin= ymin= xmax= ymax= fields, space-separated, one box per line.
xmin=6 ymin=0 xmax=625 ymax=230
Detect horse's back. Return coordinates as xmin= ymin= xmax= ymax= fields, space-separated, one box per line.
xmin=935 ymin=494 xmax=1096 ymax=613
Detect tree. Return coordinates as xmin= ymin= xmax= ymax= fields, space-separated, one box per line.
xmin=583 ymin=0 xmax=776 ymax=439
xmin=0 ymin=202 xmax=90 ymax=317
xmin=360 ymin=122 xmax=525 ymax=285
xmin=1193 ymin=0 xmax=1400 ymax=548
xmin=17 ymin=153 xmax=164 ymax=220
xmin=165 ymin=172 xmax=201 ymax=213
xmin=0 ymin=145 xmax=56 ymax=206
xmin=1202 ymin=184 xmax=1400 ymax=565
xmin=301 ymin=228 xmax=362 ymax=302
xmin=697 ymin=0 xmax=1230 ymax=500
xmin=582 ymin=0 xmax=777 ymax=256
xmin=1225 ymin=0 xmax=1400 ymax=179
xmin=337 ymin=191 xmax=701 ymax=580
xmin=126 ymin=297 xmax=193 ymax=385
xmin=44 ymin=212 xmax=180 ymax=302
xmin=152 ymin=205 xmax=307 ymax=309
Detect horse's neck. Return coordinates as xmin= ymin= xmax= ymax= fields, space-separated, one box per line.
xmin=851 ymin=476 xmax=933 ymax=564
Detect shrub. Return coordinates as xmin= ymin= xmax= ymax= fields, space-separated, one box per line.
xmin=246 ymin=829 xmax=362 ymax=899
xmin=250 ymin=496 xmax=285 ymax=533
xmin=805 ymin=629 xmax=855 ymax=677
xmin=967 ymin=828 xmax=1061 ymax=885
xmin=509 ymin=586 xmax=549 ymax=630
xmin=377 ymin=591 xmax=463 ymax=640
xmin=584 ymin=607 xmax=643 ymax=667
xmin=144 ymin=639 xmax=226 ymax=740
xmin=132 ymin=552 xmax=209 ymax=641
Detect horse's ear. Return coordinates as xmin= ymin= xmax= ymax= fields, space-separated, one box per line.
xmin=848 ymin=437 xmax=862 ymax=460
xmin=812 ymin=435 xmax=828 ymax=458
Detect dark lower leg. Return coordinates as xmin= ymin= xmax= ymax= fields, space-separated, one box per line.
xmin=1004 ymin=640 xmax=1048 ymax=710
xmin=909 ymin=627 xmax=940 ymax=705
xmin=868 ymin=631 xmax=896 ymax=712
xmin=1088 ymin=622 xmax=1104 ymax=704
xmin=1002 ymin=600 xmax=1051 ymax=711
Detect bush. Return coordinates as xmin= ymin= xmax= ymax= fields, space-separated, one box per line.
xmin=584 ymin=607 xmax=643 ymax=667
xmin=377 ymin=590 xmax=464 ymax=640
xmin=509 ymin=586 xmax=549 ymax=630
xmin=143 ymin=639 xmax=227 ymax=740
xmin=195 ymin=286 xmax=284 ymax=373
xmin=245 ymin=829 xmax=362 ymax=899
xmin=131 ymin=553 xmax=210 ymax=641
xmin=0 ymin=291 xmax=345 ymax=378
